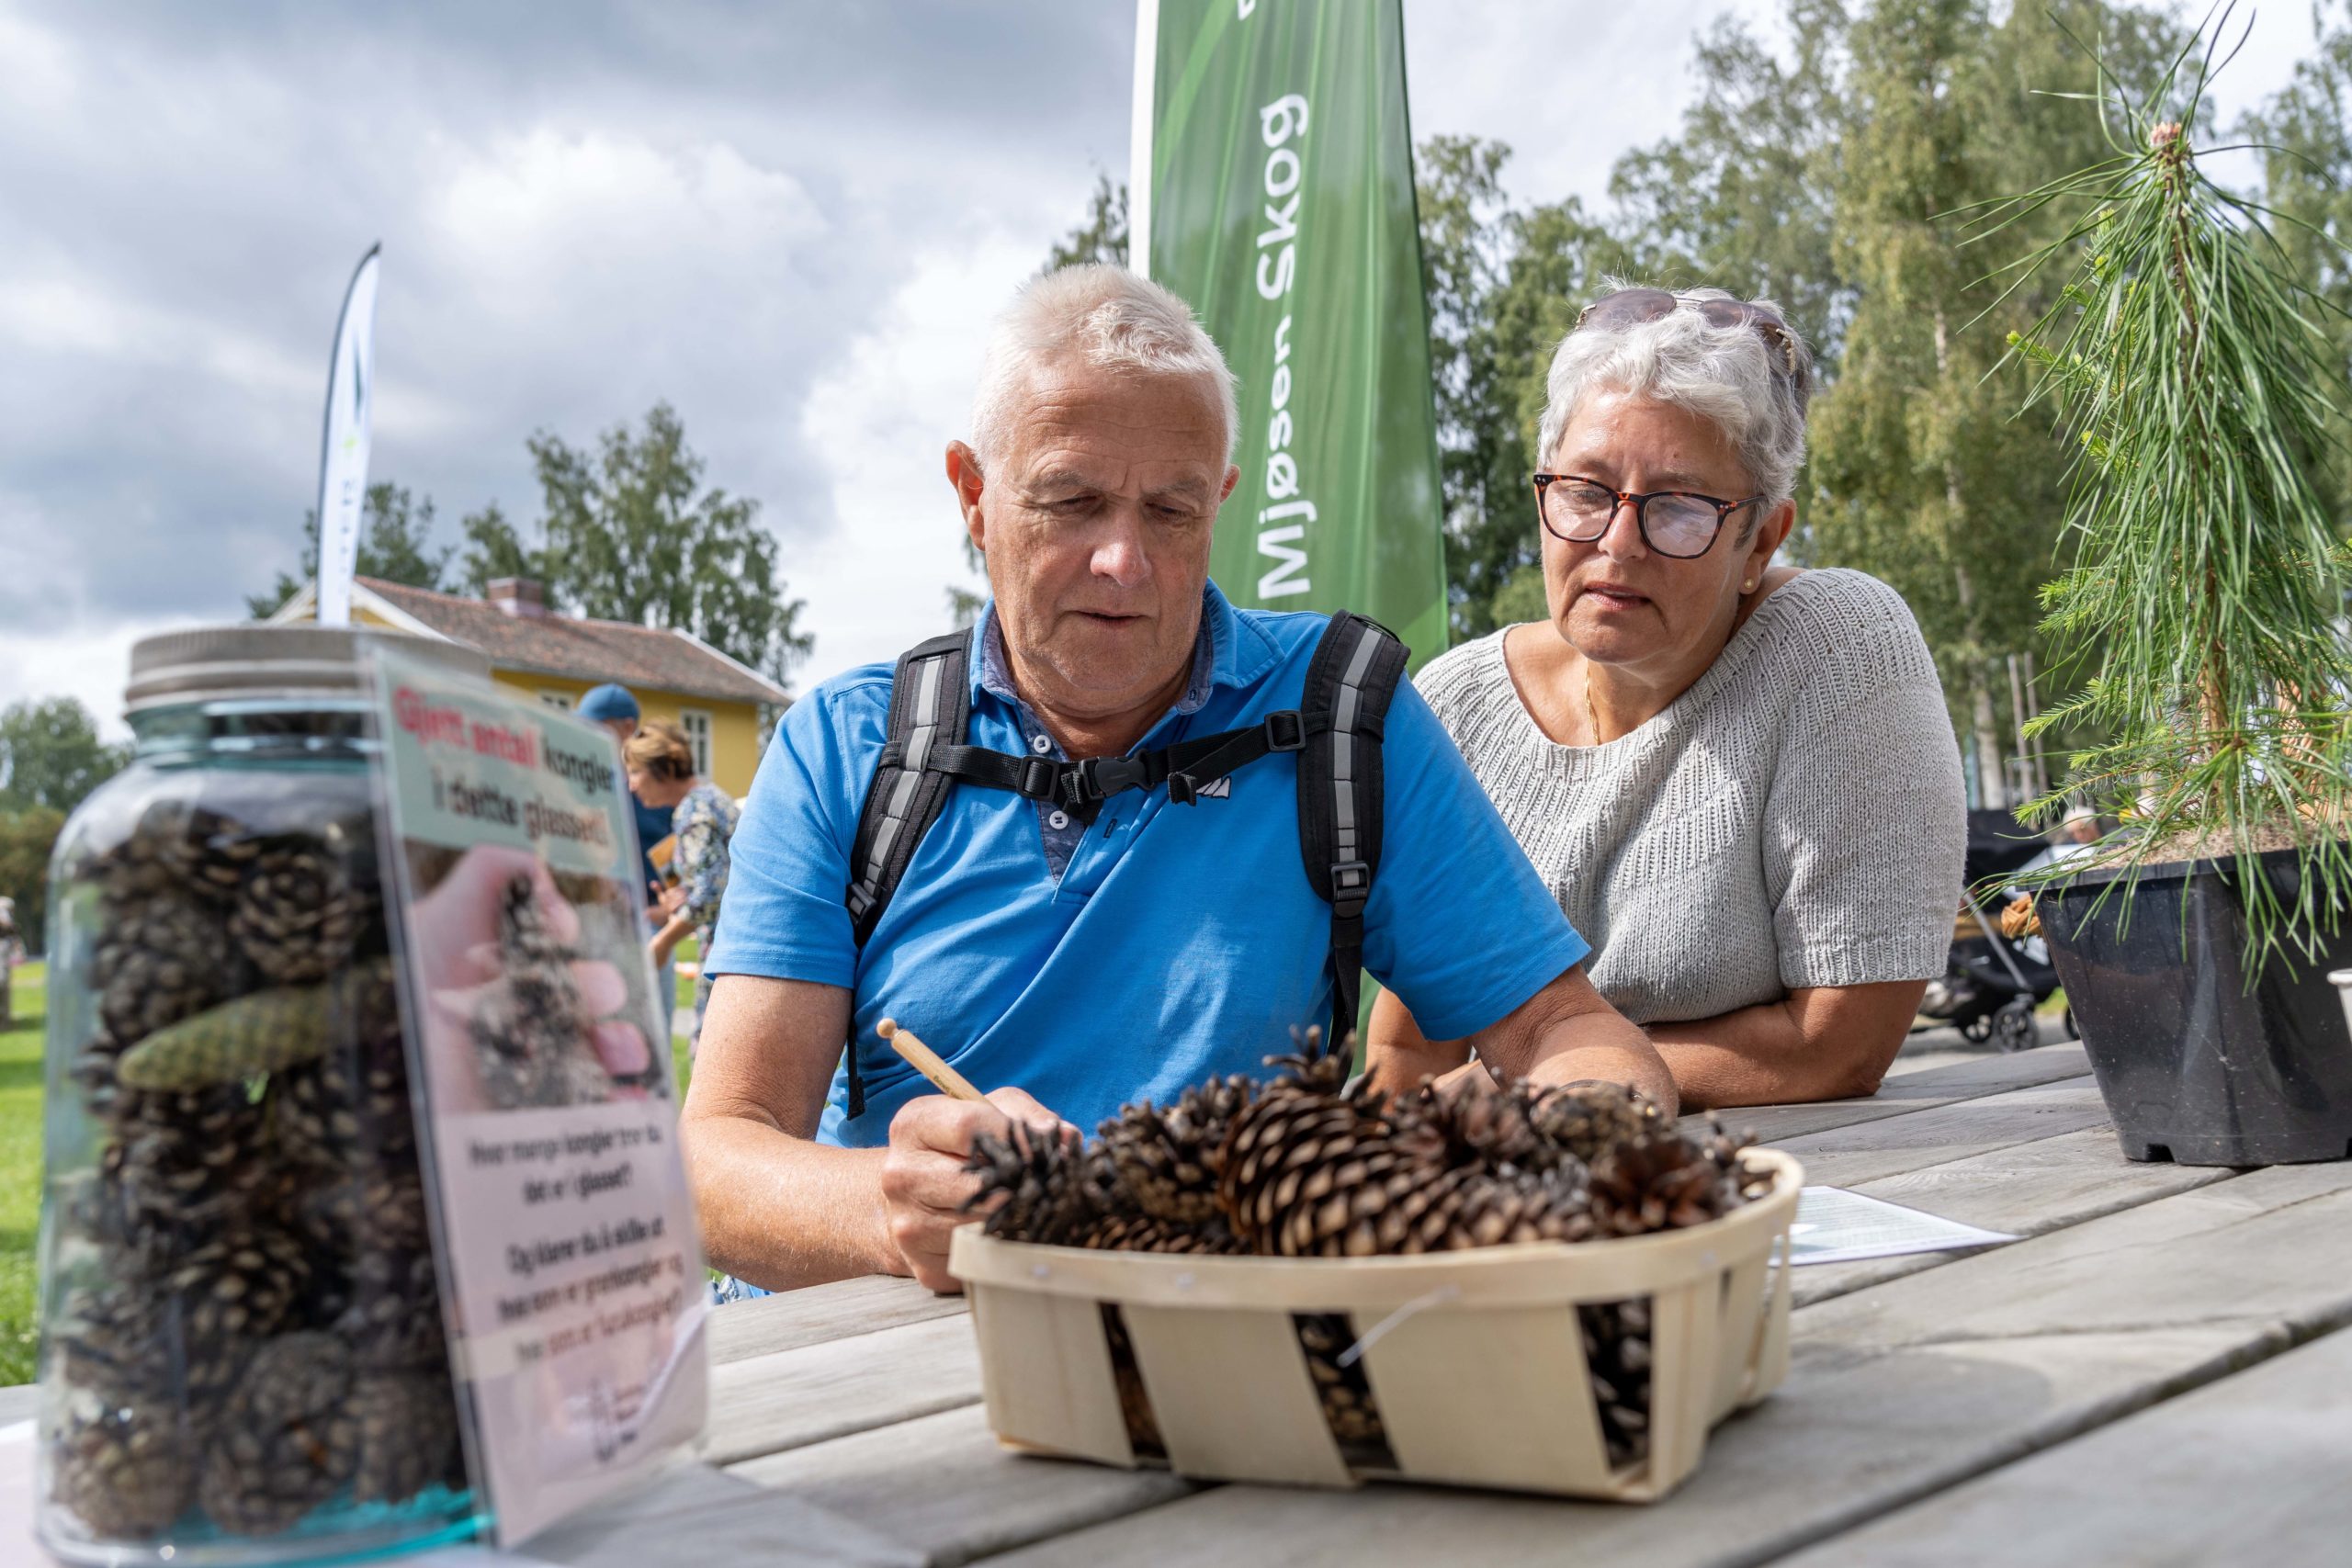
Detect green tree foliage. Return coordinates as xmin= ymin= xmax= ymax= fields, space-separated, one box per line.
xmin=0 ymin=698 xmax=128 ymax=815
xmin=245 ymin=482 xmax=458 ymax=618
xmin=460 ymin=402 xmax=815 ymax=690
xmin=0 ymin=805 xmax=66 ymax=955
xmin=0 ymin=696 xmax=125 ymax=956
xmin=1610 ymin=3 xmax=1852 ymax=356
xmin=2245 ymin=0 xmax=2352 ymax=523
xmin=1806 ymin=1 xmax=2183 ymax=803
xmin=1046 ymin=173 xmax=1130 ymax=271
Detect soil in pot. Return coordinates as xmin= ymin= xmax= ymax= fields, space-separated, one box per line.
xmin=2039 ymin=844 xmax=2352 ymax=1165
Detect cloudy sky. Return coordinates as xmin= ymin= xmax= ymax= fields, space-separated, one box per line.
xmin=0 ymin=1 xmax=2320 ymax=737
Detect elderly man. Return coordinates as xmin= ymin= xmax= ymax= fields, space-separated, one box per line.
xmin=684 ymin=265 xmax=1673 ymax=1293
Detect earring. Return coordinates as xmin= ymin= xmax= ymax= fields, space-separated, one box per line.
xmin=1741 ymin=578 xmax=1756 ymax=592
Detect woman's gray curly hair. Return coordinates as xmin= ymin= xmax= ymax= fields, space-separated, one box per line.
xmin=1536 ymin=285 xmax=1815 ymax=506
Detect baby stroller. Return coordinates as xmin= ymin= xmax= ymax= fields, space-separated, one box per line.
xmin=1915 ymin=810 xmax=2073 ymax=1052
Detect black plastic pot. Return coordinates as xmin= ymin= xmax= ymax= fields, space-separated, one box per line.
xmin=2038 ymin=846 xmax=2352 ymax=1165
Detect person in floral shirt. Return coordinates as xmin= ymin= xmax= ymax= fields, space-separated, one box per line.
xmin=624 ymin=721 xmax=741 ymax=1054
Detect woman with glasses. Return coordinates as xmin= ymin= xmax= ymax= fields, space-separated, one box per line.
xmin=1368 ymin=287 xmax=1965 ymax=1108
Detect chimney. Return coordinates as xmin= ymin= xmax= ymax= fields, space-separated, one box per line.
xmin=487 ymin=578 xmax=547 ymax=619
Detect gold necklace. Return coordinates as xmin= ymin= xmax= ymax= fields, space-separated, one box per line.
xmin=1582 ymin=661 xmax=1604 ymax=746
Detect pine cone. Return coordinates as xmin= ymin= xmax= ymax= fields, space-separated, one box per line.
xmin=118 ymin=971 xmax=368 ymax=1092
xmin=1097 ymin=1073 xmax=1257 ymax=1225
xmin=50 ymin=1280 xmax=173 ymax=1400
xmin=200 ymin=1332 xmax=359 ymax=1536
xmin=1582 ymin=1297 xmax=1654 ymax=1467
xmin=352 ymin=1369 xmax=460 ymax=1506
xmin=163 ymin=1226 xmax=312 ymax=1399
xmin=1527 ymin=1080 xmax=1670 ymax=1166
xmin=78 ymin=801 xmax=259 ymax=909
xmin=1083 ymin=1208 xmax=1244 ymax=1254
xmin=51 ymin=1400 xmax=198 ymax=1540
xmin=301 ymin=1166 xmax=431 ymax=1258
xmin=1295 ymin=1313 xmax=1394 ymax=1467
xmin=333 ymin=1247 xmax=449 ymax=1372
xmin=1219 ymin=1061 xmax=1447 ymax=1258
xmin=1589 ymin=1132 xmax=1742 ymax=1237
xmin=963 ymin=1123 xmax=1108 ymax=1247
xmin=269 ymin=970 xmax=414 ymax=1170
xmin=469 ymin=874 xmax=609 ymax=1108
xmin=231 ymin=843 xmax=364 ymax=985
xmin=90 ymin=892 xmax=232 ymax=1047
xmin=95 ymin=1086 xmax=285 ymax=1269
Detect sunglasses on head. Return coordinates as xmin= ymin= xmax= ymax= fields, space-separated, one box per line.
xmin=1576 ymin=288 xmax=1810 ymax=392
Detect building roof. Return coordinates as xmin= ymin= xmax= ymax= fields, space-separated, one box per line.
xmin=296 ymin=579 xmax=791 ymax=706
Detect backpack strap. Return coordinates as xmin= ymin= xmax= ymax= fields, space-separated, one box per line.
xmin=840 ymin=630 xmax=971 ymax=1115
xmin=1295 ymin=613 xmax=1410 ymax=1052
xmin=835 ymin=612 xmax=1408 ymax=1113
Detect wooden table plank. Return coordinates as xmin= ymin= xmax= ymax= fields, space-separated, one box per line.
xmin=1767 ymin=1077 xmax=2109 ymax=1188
xmin=972 ymin=1163 xmax=2352 ymax=1568
xmin=1775 ymin=1325 xmax=2352 ymax=1567
xmin=525 ymin=1460 xmax=920 ymax=1567
xmin=1736 ymin=1043 xmax=2088 ymax=1145
xmin=1792 ymin=1124 xmax=2233 ymax=1307
xmin=708 ymin=1313 xmax=982 ymax=1467
xmin=711 ymin=1274 xmax=965 ymax=1365
xmin=729 ymin=1405 xmax=1195 ymax=1568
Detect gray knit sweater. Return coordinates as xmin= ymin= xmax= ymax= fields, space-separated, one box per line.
xmin=1416 ymin=569 xmax=1966 ymax=1025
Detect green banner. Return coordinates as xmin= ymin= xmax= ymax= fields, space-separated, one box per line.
xmin=1134 ymin=0 xmax=1447 ymax=665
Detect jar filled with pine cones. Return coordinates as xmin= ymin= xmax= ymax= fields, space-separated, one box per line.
xmin=951 ymin=1033 xmax=1803 ymax=1501
xmin=35 ymin=626 xmax=488 ymax=1562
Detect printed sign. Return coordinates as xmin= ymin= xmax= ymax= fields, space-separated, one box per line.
xmin=369 ymin=646 xmax=707 ymax=1547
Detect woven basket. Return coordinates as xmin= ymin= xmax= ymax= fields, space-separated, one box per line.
xmin=948 ymin=1147 xmax=1801 ymax=1500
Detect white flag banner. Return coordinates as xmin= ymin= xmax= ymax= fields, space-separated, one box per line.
xmin=315 ymin=243 xmax=381 ymax=626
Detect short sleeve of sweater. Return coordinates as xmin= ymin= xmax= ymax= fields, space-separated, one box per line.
xmin=1762 ymin=574 xmax=1967 ymax=989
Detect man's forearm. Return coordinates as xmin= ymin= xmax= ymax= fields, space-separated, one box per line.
xmin=1465 ymin=967 xmax=1680 ymax=1117
xmin=685 ymin=1111 xmax=896 ymax=1291
xmin=1522 ymin=1010 xmax=1680 ymax=1115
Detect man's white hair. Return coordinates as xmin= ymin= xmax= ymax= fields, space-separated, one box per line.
xmin=1537 ymin=284 xmax=1814 ymax=506
xmin=969 ymin=263 xmax=1239 ymax=468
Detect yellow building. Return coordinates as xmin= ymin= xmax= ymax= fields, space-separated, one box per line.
xmin=269 ymin=576 xmax=786 ymax=799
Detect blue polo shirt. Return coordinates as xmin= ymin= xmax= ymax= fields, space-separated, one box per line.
xmin=707 ymin=581 xmax=1590 ymax=1145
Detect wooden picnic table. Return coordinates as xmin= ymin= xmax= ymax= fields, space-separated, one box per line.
xmin=15 ymin=1040 xmax=2352 ymax=1565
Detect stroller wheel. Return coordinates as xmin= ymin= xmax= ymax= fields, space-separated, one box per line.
xmin=1993 ymin=999 xmax=2039 ymax=1054
xmin=1960 ymin=1013 xmax=1996 ymax=1043
xmin=2064 ymin=1004 xmax=2079 ymax=1041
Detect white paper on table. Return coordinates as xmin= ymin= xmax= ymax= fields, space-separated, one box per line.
xmin=1785 ymin=1186 xmax=2017 ymax=1265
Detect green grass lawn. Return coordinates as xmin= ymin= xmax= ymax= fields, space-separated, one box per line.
xmin=2 ymin=964 xmax=46 ymax=1386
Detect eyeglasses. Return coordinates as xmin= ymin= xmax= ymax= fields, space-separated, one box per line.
xmin=1576 ymin=288 xmax=1811 ymax=400
xmin=1531 ymin=474 xmax=1764 ymax=558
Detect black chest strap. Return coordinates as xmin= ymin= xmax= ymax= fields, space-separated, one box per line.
xmin=838 ymin=612 xmax=1408 ymax=1117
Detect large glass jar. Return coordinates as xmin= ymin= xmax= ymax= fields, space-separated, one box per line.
xmin=37 ymin=626 xmax=491 ymax=1564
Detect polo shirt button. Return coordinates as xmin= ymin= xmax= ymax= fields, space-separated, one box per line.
xmin=1029 ymin=734 xmax=1051 ymax=755
xmin=1047 ymin=809 xmax=1070 ymax=830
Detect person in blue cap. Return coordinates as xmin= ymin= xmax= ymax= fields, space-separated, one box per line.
xmin=683 ymin=265 xmax=1672 ymax=1295
xmin=578 ymin=682 xmax=677 ymax=1046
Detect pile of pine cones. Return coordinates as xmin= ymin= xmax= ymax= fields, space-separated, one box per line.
xmin=46 ymin=795 xmax=463 ymax=1541
xmin=965 ymin=1043 xmax=1770 ymax=1468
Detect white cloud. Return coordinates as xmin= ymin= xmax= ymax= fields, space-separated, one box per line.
xmin=0 ymin=618 xmax=176 ymax=743
xmin=788 ymin=232 xmax=1038 ymax=685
